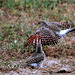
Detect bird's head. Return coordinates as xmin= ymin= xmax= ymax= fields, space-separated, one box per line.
xmin=33 ymin=21 xmax=47 ymax=27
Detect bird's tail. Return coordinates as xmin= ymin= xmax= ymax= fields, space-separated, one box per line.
xmin=59 ymin=27 xmax=75 ymax=37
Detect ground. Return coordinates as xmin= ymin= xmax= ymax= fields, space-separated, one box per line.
xmin=0 ymin=56 xmax=75 ymax=75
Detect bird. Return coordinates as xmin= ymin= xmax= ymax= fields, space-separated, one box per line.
xmin=24 ymin=35 xmax=45 ymax=68
xmin=35 ymin=21 xmax=74 ymax=38
xmin=24 ymin=27 xmax=58 ymax=47
xmin=34 ymin=20 xmax=71 ymax=31
xmin=24 ymin=25 xmax=75 ymax=48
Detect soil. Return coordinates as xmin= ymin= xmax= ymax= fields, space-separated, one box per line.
xmin=0 ymin=56 xmax=75 ymax=75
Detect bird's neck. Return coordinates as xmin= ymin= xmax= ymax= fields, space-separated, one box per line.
xmin=41 ymin=22 xmax=48 ymax=27
xmin=36 ymin=44 xmax=43 ymax=53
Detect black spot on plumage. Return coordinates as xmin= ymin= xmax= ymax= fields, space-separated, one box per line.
xmin=41 ymin=35 xmax=58 ymax=46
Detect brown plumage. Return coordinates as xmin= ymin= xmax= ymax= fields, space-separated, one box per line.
xmin=24 ymin=27 xmax=58 ymax=47
xmin=24 ymin=36 xmax=45 ymax=68
xmin=60 ymin=21 xmax=71 ymax=29
xmin=24 ymin=21 xmax=75 ymax=48
xmin=34 ymin=20 xmax=71 ymax=30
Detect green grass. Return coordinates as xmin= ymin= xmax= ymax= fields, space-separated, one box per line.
xmin=0 ymin=0 xmax=75 ymax=10
xmin=0 ymin=0 xmax=75 ymax=60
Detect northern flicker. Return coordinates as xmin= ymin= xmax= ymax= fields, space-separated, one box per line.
xmin=24 ymin=20 xmax=75 ymax=47
xmin=24 ymin=27 xmax=58 ymax=47
xmin=24 ymin=35 xmax=45 ymax=68
xmin=24 ymin=26 xmax=75 ymax=47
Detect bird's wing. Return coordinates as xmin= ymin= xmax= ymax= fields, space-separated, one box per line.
xmin=23 ymin=34 xmax=41 ymax=48
xmin=26 ymin=54 xmax=44 ymax=65
xmin=23 ymin=27 xmax=58 ymax=48
xmin=23 ymin=34 xmax=36 ymax=48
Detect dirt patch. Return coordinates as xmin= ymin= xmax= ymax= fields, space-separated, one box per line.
xmin=44 ymin=35 xmax=75 ymax=58
xmin=0 ymin=56 xmax=75 ymax=75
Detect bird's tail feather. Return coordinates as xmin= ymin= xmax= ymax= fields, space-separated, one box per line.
xmin=59 ymin=27 xmax=75 ymax=36
xmin=67 ymin=27 xmax=75 ymax=33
